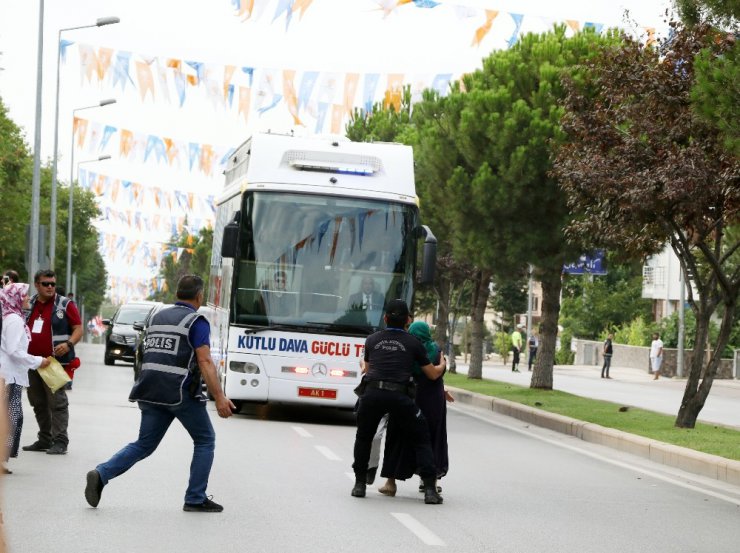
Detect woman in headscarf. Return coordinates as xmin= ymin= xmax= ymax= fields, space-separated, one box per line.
xmin=0 ymin=282 xmax=49 ymax=473
xmin=378 ymin=321 xmax=452 ymax=496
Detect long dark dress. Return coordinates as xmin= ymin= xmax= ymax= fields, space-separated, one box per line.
xmin=380 ymin=348 xmax=449 ymax=480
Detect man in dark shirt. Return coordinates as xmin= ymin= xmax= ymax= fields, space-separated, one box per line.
xmin=351 ymin=299 xmax=445 ymax=504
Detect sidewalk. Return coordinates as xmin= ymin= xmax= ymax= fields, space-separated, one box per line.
xmin=452 ymin=356 xmax=740 ymax=429
xmin=448 ymin=356 xmax=740 ymax=487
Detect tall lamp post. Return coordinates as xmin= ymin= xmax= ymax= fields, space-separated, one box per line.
xmin=66 ymin=155 xmax=111 ymax=290
xmin=49 ymin=16 xmax=120 ymax=270
xmin=29 ymin=0 xmax=46 ymax=283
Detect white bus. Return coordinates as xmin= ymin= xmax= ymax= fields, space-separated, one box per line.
xmin=206 ymin=133 xmax=436 ymax=411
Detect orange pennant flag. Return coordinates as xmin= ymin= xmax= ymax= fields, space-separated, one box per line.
xmin=330 ymin=104 xmax=344 ymax=134
xmin=383 ymin=74 xmax=404 ymax=112
xmin=238 ymin=86 xmax=251 ymax=125
xmin=135 ymin=61 xmax=155 ymax=101
xmin=96 ymin=47 xmax=114 ymax=80
xmin=644 ymin=27 xmax=657 ymax=47
xmin=343 ymin=73 xmax=359 ymax=116
xmin=200 ymin=145 xmax=216 ymax=175
xmin=74 ymin=117 xmax=88 ymax=148
xmin=293 ymin=0 xmax=314 ymax=19
xmin=566 ymin=20 xmax=580 ymax=33
xmin=282 ymin=69 xmax=303 ymax=126
xmin=120 ymin=129 xmax=134 ymax=157
xmin=471 ymin=10 xmax=499 ymax=47
xmin=164 ymin=138 xmax=179 ymax=165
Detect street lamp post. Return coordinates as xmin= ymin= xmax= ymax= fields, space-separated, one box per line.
xmin=29 ymin=0 xmax=46 ymax=283
xmin=49 ymin=16 xmax=120 ymax=270
xmin=66 ymin=155 xmax=111 ymax=290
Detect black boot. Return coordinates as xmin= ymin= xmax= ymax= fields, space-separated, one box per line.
xmin=423 ymin=478 xmax=443 ymax=504
xmin=351 ymin=480 xmax=366 ymax=498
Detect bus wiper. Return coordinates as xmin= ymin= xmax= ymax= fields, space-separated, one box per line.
xmin=306 ymin=322 xmax=375 ymax=336
xmin=242 ymin=323 xmax=298 ymax=335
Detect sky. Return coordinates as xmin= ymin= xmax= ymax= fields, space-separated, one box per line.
xmin=0 ymin=0 xmax=673 ymax=304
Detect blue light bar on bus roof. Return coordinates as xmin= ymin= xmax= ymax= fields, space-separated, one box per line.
xmin=289 ymin=159 xmax=376 ymax=175
xmin=285 ymin=150 xmax=382 ymax=176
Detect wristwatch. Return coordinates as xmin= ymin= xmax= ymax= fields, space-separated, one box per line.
xmin=66 ymin=340 xmax=74 ymax=348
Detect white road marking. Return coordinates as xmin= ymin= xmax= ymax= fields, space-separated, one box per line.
xmin=315 ymin=445 xmax=342 ymax=461
xmin=391 ymin=513 xmax=446 ymax=547
xmin=450 ymin=405 xmax=740 ymax=506
xmin=291 ymin=425 xmax=313 ymax=438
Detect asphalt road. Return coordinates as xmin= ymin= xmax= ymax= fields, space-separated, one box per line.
xmin=4 ymin=344 xmax=740 ymax=553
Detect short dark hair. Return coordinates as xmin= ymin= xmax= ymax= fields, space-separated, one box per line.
xmin=176 ymin=274 xmax=204 ymax=301
xmin=3 ymin=270 xmax=20 ymax=283
xmin=34 ymin=269 xmax=55 ymax=283
xmin=384 ymin=299 xmax=410 ymax=329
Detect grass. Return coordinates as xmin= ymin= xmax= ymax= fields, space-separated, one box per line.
xmin=445 ymin=372 xmax=740 ymax=462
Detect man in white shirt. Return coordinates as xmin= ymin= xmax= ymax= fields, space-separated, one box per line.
xmin=650 ymin=333 xmax=664 ymax=380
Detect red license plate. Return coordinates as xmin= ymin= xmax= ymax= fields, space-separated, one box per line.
xmin=298 ymin=387 xmax=337 ymax=400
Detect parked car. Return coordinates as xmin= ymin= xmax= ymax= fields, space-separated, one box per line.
xmin=132 ymin=302 xmax=169 ymax=380
xmin=103 ymin=301 xmax=162 ymax=366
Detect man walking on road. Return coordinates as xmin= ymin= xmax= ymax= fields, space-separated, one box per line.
xmin=23 ymin=270 xmax=83 ymax=455
xmin=85 ymin=275 xmax=236 ymax=512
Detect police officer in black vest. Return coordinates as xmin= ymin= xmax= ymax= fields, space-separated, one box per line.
xmin=351 ymin=299 xmax=445 ymax=504
xmin=85 ymin=275 xmax=236 ymax=512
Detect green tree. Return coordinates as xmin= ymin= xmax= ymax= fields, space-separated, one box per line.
xmin=554 ymin=24 xmax=740 ymax=428
xmin=149 ymin=226 xmax=213 ymax=303
xmin=489 ymin=275 xmax=528 ymax=331
xmin=0 ymin=96 xmax=107 ymax=317
xmin=560 ymin=259 xmax=652 ymax=339
xmin=428 ymin=26 xmax=621 ymax=388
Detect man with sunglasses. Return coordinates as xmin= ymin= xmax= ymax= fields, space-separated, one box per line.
xmin=23 ymin=270 xmax=83 ymax=455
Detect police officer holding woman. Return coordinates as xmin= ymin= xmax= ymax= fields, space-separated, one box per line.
xmin=351 ymin=299 xmax=445 ymax=504
xmin=85 ymin=275 xmax=235 ymax=512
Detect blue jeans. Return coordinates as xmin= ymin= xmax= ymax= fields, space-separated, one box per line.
xmin=96 ymin=396 xmax=216 ymax=504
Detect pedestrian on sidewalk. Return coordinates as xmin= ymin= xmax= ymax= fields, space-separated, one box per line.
xmin=601 ymin=333 xmax=614 ymax=379
xmin=527 ymin=331 xmax=538 ymax=371
xmin=650 ymin=333 xmax=664 ymax=380
xmin=84 ymin=275 xmax=236 ymax=513
xmin=511 ymin=325 xmax=523 ymax=372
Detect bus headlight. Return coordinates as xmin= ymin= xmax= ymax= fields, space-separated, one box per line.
xmin=230 ymin=361 xmax=260 ymax=374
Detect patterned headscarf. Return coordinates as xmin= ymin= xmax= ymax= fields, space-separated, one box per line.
xmin=0 ymin=282 xmax=29 ymax=320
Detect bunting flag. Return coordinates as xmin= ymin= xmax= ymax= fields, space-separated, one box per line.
xmin=73 ymin=116 xmax=235 ymax=176
xmin=471 ymin=9 xmax=499 ymax=46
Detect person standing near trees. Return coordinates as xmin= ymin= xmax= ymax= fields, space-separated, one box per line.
xmin=601 ymin=332 xmax=614 ymax=379
xmin=650 ymin=333 xmax=664 ymax=380
xmin=510 ymin=325 xmax=523 ymax=372
xmin=527 ymin=331 xmax=538 ymax=371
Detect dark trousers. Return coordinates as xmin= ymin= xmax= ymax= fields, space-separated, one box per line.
xmin=528 ymin=348 xmax=537 ymax=370
xmin=27 ymin=369 xmax=69 ymax=446
xmin=512 ymin=347 xmax=520 ymax=369
xmin=353 ymin=388 xmax=436 ymax=480
xmin=601 ymin=354 xmax=612 ymax=377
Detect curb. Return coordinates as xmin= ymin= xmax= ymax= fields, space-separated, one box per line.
xmin=447 ymin=386 xmax=740 ymax=487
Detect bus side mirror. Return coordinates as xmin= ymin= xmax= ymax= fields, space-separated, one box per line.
xmin=221 ymin=212 xmax=241 ymax=258
xmin=419 ymin=225 xmax=437 ymax=285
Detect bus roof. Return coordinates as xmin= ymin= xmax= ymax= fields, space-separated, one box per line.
xmin=218 ymin=133 xmax=417 ymax=205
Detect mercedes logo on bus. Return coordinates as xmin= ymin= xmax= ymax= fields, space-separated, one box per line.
xmin=311 ymin=362 xmax=327 ymax=377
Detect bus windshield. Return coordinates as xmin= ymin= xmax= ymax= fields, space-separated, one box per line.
xmin=231 ymin=191 xmax=419 ymax=334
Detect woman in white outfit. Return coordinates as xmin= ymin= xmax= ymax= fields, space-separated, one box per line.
xmin=0 ymin=282 xmax=49 ymax=473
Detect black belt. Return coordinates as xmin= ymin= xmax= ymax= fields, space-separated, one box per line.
xmin=365 ymin=380 xmax=409 ymax=393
